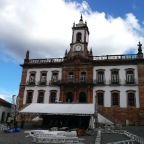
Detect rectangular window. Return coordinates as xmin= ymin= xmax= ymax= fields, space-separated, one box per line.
xmin=97 ymin=71 xmax=104 ymax=84
xmin=50 ymin=92 xmax=56 ymax=103
xmin=111 ymin=71 xmax=119 ymax=84
xmin=27 ymin=91 xmax=33 ymax=103
xmin=52 ymin=73 xmax=58 ymax=82
xmin=112 ymin=93 xmax=119 ymax=106
xmin=41 ymin=73 xmax=47 ymax=82
xmin=38 ymin=92 xmax=44 ymax=103
xmin=68 ymin=72 xmax=74 ymax=82
xmin=80 ymin=72 xmax=86 ymax=82
xmin=128 ymin=93 xmax=135 ymax=106
xmin=126 ymin=70 xmax=134 ymax=84
xmin=98 ymin=93 xmax=104 ymax=105
xmin=30 ymin=73 xmax=35 ymax=82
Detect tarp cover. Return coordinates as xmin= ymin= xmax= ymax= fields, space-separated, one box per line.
xmin=20 ymin=103 xmax=94 ymax=115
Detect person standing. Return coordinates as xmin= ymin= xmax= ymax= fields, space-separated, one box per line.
xmin=13 ymin=116 xmax=18 ymax=129
xmin=7 ymin=115 xmax=12 ymax=129
xmin=20 ymin=115 xmax=25 ymax=129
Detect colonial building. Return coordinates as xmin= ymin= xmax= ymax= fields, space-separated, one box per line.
xmin=19 ymin=15 xmax=144 ymax=127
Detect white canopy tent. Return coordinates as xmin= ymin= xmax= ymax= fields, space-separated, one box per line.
xmin=20 ymin=103 xmax=95 ymax=116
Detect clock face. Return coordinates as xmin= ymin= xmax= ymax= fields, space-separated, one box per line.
xmin=75 ymin=45 xmax=82 ymax=51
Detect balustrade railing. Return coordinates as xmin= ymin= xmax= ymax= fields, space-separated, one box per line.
xmin=29 ymin=58 xmax=64 ymax=64
xmin=94 ymin=79 xmax=106 ymax=85
xmin=109 ymin=79 xmax=121 ymax=85
xmin=27 ymin=54 xmax=139 ymax=64
xmin=38 ymin=81 xmax=47 ymax=86
xmin=58 ymin=79 xmax=95 ymax=84
xmin=125 ymin=79 xmax=136 ymax=84
xmin=26 ymin=81 xmax=36 ymax=86
xmin=93 ymin=54 xmax=138 ymax=61
xmin=26 ymin=79 xmax=138 ymax=86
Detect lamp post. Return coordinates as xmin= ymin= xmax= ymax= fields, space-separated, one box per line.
xmin=94 ymin=95 xmax=98 ymax=129
xmin=11 ymin=95 xmax=16 ymax=118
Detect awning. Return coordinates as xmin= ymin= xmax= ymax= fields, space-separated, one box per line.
xmin=20 ymin=103 xmax=94 ymax=116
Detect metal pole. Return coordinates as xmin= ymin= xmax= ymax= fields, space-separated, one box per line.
xmin=11 ymin=95 xmax=16 ymax=118
xmin=94 ymin=95 xmax=98 ymax=129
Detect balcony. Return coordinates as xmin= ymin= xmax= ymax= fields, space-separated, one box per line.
xmin=38 ymin=81 xmax=47 ymax=86
xmin=26 ymin=81 xmax=36 ymax=86
xmin=56 ymin=79 xmax=95 ymax=86
xmin=110 ymin=79 xmax=120 ymax=85
xmin=94 ymin=79 xmax=106 ymax=85
xmin=125 ymin=79 xmax=136 ymax=85
xmin=49 ymin=79 xmax=60 ymax=85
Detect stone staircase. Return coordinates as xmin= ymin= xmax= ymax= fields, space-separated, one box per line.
xmin=98 ymin=107 xmax=122 ymax=130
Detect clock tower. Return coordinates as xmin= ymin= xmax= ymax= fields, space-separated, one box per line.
xmin=66 ymin=15 xmax=92 ymax=58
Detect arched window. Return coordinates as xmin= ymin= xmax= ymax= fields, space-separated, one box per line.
xmin=49 ymin=91 xmax=57 ymax=103
xmin=66 ymin=92 xmax=73 ymax=103
xmin=26 ymin=90 xmax=33 ymax=104
xmin=79 ymin=92 xmax=86 ymax=103
xmin=76 ymin=32 xmax=82 ymax=42
xmin=37 ymin=91 xmax=45 ymax=103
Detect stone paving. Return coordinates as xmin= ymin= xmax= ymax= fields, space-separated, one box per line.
xmin=0 ymin=123 xmax=144 ymax=144
xmin=101 ymin=126 xmax=144 ymax=144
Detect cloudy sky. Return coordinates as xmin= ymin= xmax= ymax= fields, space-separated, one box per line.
xmin=0 ymin=0 xmax=144 ymax=102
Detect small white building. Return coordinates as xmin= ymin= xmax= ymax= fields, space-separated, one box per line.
xmin=0 ymin=98 xmax=11 ymax=123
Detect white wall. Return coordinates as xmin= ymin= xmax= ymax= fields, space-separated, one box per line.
xmin=93 ymin=86 xmax=139 ymax=108
xmin=23 ymin=68 xmax=62 ymax=104
xmin=93 ymin=65 xmax=140 ymax=108
xmin=23 ymin=86 xmax=60 ymax=104
xmin=26 ymin=68 xmax=62 ymax=83
xmin=93 ymin=65 xmax=138 ymax=85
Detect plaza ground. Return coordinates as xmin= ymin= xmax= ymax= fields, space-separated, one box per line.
xmin=0 ymin=122 xmax=144 ymax=144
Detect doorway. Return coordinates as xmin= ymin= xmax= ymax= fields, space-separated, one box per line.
xmin=79 ymin=92 xmax=86 ymax=103
xmin=66 ymin=92 xmax=73 ymax=103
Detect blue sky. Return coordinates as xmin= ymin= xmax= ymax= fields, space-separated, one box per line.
xmin=0 ymin=0 xmax=144 ymax=102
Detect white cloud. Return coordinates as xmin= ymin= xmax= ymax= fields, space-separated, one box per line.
xmin=0 ymin=0 xmax=143 ymax=62
xmin=0 ymin=87 xmax=17 ymax=103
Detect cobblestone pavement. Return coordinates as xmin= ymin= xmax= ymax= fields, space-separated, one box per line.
xmin=101 ymin=126 xmax=144 ymax=144
xmin=0 ymin=123 xmax=144 ymax=144
xmin=123 ymin=126 xmax=144 ymax=139
xmin=101 ymin=133 xmax=131 ymax=144
xmin=0 ymin=123 xmax=96 ymax=144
